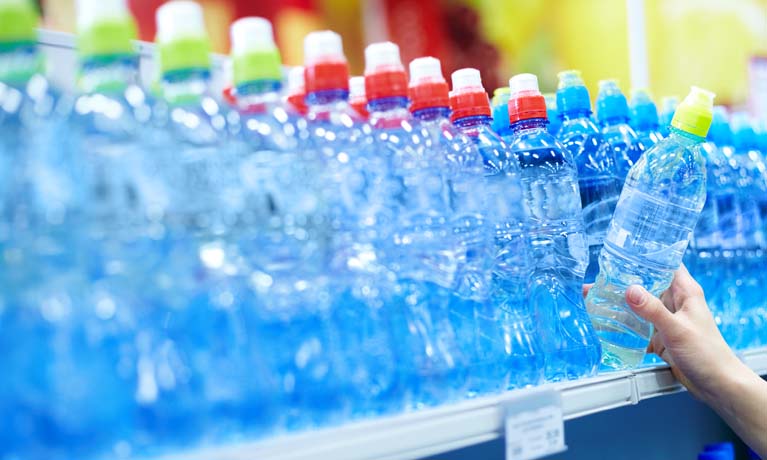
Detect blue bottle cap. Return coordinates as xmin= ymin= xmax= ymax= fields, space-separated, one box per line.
xmin=556 ymin=69 xmax=591 ymax=116
xmin=707 ymin=106 xmax=732 ymax=145
xmin=629 ymin=88 xmax=659 ymax=131
xmin=596 ymin=79 xmax=630 ymax=125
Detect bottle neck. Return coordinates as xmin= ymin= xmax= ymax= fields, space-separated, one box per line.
xmin=368 ymin=96 xmax=410 ymax=113
xmin=454 ymin=114 xmax=493 ymax=129
xmin=79 ymin=54 xmax=140 ymax=94
xmin=669 ymin=126 xmax=705 ymax=144
xmin=161 ymin=68 xmax=212 ymax=105
xmin=412 ymin=106 xmax=450 ymax=122
xmin=235 ymin=79 xmax=282 ymax=98
xmin=510 ymin=117 xmax=548 ymax=133
xmin=305 ymin=89 xmax=349 ymax=106
xmin=560 ymin=108 xmax=592 ymax=121
xmin=600 ymin=115 xmax=630 ymax=127
xmin=0 ymin=44 xmax=42 ymax=86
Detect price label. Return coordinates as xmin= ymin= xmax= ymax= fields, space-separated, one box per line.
xmin=504 ymin=388 xmax=566 ymax=460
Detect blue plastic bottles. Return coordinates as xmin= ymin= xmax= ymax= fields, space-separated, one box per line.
xmin=507 ymin=73 xmax=601 ymax=381
xmin=365 ymin=42 xmax=468 ymax=407
xmin=629 ymin=88 xmax=663 ymax=149
xmin=0 ymin=4 xmax=72 ymax=458
xmin=302 ymin=31 xmax=398 ymax=420
xmin=444 ymin=66 xmax=543 ymax=392
xmin=585 ymin=87 xmax=714 ymax=370
xmin=596 ymin=80 xmax=645 ymax=181
xmin=730 ymin=112 xmax=767 ymax=349
xmin=556 ymin=70 xmax=621 ymax=284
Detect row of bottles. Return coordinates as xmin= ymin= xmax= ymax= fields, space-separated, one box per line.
xmin=0 ymin=0 xmax=759 ymax=459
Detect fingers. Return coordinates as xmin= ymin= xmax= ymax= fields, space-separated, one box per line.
xmin=670 ymin=265 xmax=705 ymax=304
xmin=626 ymin=285 xmax=676 ymax=333
xmin=582 ymin=284 xmax=593 ymax=299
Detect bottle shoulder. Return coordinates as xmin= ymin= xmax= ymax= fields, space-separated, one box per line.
xmin=508 ymin=127 xmax=576 ymax=170
xmin=628 ymin=135 xmax=707 ymax=202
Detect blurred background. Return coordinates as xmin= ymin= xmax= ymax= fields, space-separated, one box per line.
xmin=38 ymin=0 xmax=767 ymax=115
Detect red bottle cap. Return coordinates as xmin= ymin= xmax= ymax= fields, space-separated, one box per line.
xmin=364 ymin=42 xmax=408 ymax=102
xmin=408 ymin=56 xmax=449 ymax=113
xmin=303 ymin=31 xmax=350 ymax=93
xmin=448 ymin=68 xmax=491 ymax=122
xmin=508 ymin=73 xmax=548 ymax=124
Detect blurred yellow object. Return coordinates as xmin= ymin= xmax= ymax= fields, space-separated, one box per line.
xmin=473 ymin=0 xmax=767 ymax=106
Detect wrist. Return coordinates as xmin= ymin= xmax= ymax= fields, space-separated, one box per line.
xmin=700 ymin=355 xmax=753 ymax=408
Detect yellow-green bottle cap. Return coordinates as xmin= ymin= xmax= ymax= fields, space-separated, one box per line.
xmin=671 ymin=86 xmax=715 ymax=138
xmin=0 ymin=0 xmax=38 ymax=43
xmin=230 ymin=17 xmax=282 ymax=87
xmin=155 ymin=1 xmax=211 ymax=74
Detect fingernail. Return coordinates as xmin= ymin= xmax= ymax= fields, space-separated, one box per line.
xmin=627 ymin=285 xmax=645 ymax=305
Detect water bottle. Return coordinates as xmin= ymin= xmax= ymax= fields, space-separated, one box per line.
xmin=491 ymin=86 xmax=512 ymax=139
xmin=629 ymin=88 xmax=663 ymax=148
xmin=138 ymin=0 xmax=246 ymax=445
xmin=730 ymin=112 xmax=767 ymax=348
xmin=556 ymin=70 xmax=621 ymax=284
xmin=410 ymin=58 xmax=514 ymax=397
xmin=449 ymin=68 xmax=544 ymax=390
xmin=348 ymin=75 xmax=369 ymax=119
xmin=658 ymin=95 xmax=678 ymax=137
xmin=285 ymin=66 xmax=308 ymax=115
xmin=688 ymin=107 xmax=733 ymax=342
xmin=544 ymin=92 xmax=560 ymax=136
xmin=596 ymin=79 xmax=645 ymax=182
xmin=0 ymin=1 xmax=74 ymax=458
xmin=302 ymin=30 xmax=398 ymax=420
xmin=230 ymin=17 xmax=334 ymax=433
xmin=507 ymin=73 xmax=601 ymax=381
xmin=365 ymin=42 xmax=468 ymax=407
xmin=585 ymin=86 xmax=715 ymax=370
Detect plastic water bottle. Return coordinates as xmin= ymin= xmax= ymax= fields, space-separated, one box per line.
xmin=302 ymin=31 xmax=398 ymax=420
xmin=285 ymin=66 xmax=308 ymax=115
xmin=556 ymin=70 xmax=621 ymax=284
xmin=410 ymin=59 xmax=516 ymax=396
xmin=730 ymin=112 xmax=767 ymax=348
xmin=348 ymin=75 xmax=369 ymax=119
xmin=544 ymin=92 xmax=560 ymax=136
xmin=491 ymin=86 xmax=512 ymax=139
xmin=658 ymin=95 xmax=678 ymax=137
xmin=705 ymin=107 xmax=757 ymax=348
xmin=138 ymin=0 xmax=246 ymax=445
xmin=0 ymin=2 xmax=75 ymax=458
xmin=596 ymin=79 xmax=645 ymax=182
xmin=231 ymin=18 xmax=341 ymax=433
xmin=629 ymin=88 xmax=663 ymax=148
xmin=365 ymin=42 xmax=468 ymax=407
xmin=585 ymin=86 xmax=715 ymax=370
xmin=449 ymin=68 xmax=544 ymax=390
xmin=687 ymin=107 xmax=732 ymax=339
xmin=507 ymin=73 xmax=601 ymax=381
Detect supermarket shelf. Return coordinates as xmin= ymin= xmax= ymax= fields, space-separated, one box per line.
xmin=158 ymin=347 xmax=767 ymax=460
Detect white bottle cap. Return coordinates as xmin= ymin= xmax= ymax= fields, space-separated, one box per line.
xmin=509 ymin=73 xmax=540 ymax=95
xmin=349 ymin=76 xmax=366 ymax=99
xmin=156 ymin=1 xmax=206 ymax=44
xmin=230 ymin=17 xmax=275 ymax=56
xmin=76 ymin=0 xmax=129 ymax=31
xmin=304 ymin=30 xmax=344 ymax=65
xmin=409 ymin=57 xmax=444 ymax=85
xmin=364 ymin=41 xmax=403 ymax=73
xmin=288 ymin=66 xmax=305 ymax=94
xmin=451 ymin=68 xmax=483 ymax=93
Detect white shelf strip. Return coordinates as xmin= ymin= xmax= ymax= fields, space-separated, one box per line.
xmin=157 ymin=348 xmax=767 ymax=460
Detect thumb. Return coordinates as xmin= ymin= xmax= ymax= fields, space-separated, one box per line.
xmin=626 ymin=285 xmax=675 ymax=333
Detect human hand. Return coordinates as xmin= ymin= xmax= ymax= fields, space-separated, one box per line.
xmin=584 ymin=264 xmax=743 ymax=402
